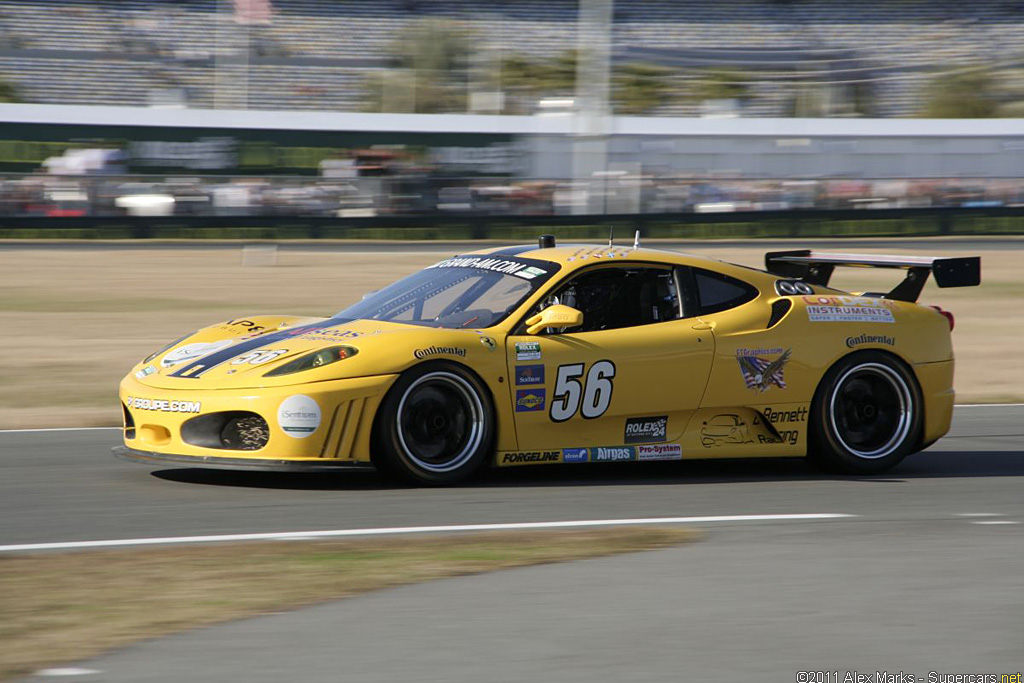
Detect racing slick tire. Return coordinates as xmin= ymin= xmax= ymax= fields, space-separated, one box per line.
xmin=372 ymin=361 xmax=495 ymax=485
xmin=808 ymin=351 xmax=923 ymax=475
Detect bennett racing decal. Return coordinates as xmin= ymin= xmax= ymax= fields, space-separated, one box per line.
xmin=169 ymin=318 xmax=346 ymax=378
xmin=549 ymin=360 xmax=615 ymax=422
xmin=736 ymin=348 xmax=791 ymax=393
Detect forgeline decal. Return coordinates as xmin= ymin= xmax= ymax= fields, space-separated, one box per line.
xmin=562 ymin=447 xmax=588 ymax=463
xmin=846 ymin=334 xmax=895 ymax=347
xmin=636 ymin=443 xmax=683 ymax=461
xmin=515 ymin=364 xmax=545 ymax=386
xmin=500 ymin=450 xmax=561 ymax=465
xmin=624 ymin=416 xmax=667 ymax=444
xmin=427 ymin=257 xmax=548 ymax=279
xmin=515 ymin=389 xmax=546 ymax=412
xmin=277 ymin=395 xmax=321 ymax=438
xmin=515 ymin=341 xmax=541 ymax=361
xmin=413 ymin=345 xmax=467 ymax=360
xmin=803 ymin=295 xmax=896 ymax=323
xmin=125 ymin=396 xmax=202 ymax=413
xmin=736 ymin=348 xmax=791 ymax=393
xmin=160 ymin=340 xmax=235 ymax=368
xmin=591 ymin=446 xmax=636 ymax=462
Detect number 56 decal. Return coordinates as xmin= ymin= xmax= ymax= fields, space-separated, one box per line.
xmin=550 ymin=360 xmax=616 ymax=422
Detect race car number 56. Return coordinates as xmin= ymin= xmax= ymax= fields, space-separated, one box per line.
xmin=550 ymin=360 xmax=615 ymax=422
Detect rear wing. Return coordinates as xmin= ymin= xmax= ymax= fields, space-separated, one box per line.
xmin=765 ymin=250 xmax=981 ymax=302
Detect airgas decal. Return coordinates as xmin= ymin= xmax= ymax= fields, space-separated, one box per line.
xmin=278 ymin=395 xmax=321 ymax=438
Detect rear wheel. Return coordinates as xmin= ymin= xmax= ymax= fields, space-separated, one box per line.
xmin=372 ymin=362 xmax=494 ymax=485
xmin=809 ymin=351 xmax=922 ymax=474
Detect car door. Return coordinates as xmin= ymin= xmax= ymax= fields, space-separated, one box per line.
xmin=505 ymin=263 xmax=715 ymax=462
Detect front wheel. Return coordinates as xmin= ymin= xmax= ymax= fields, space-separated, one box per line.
xmin=372 ymin=362 xmax=494 ymax=485
xmin=809 ymin=351 xmax=922 ymax=474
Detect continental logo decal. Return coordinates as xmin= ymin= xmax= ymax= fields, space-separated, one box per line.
xmin=126 ymin=396 xmax=201 ymax=413
xmin=500 ymin=450 xmax=561 ymax=465
xmin=413 ymin=345 xmax=467 ymax=360
xmin=846 ymin=334 xmax=895 ymax=347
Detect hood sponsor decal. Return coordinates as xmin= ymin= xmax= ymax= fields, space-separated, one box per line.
xmin=160 ymin=340 xmax=235 ymax=368
xmin=515 ymin=388 xmax=546 ymax=412
xmin=168 ymin=317 xmax=345 ymax=379
xmin=803 ymin=295 xmax=896 ymax=323
xmin=278 ymin=395 xmax=321 ymax=438
xmin=134 ymin=365 xmax=157 ymax=380
xmin=636 ymin=443 xmax=683 ymax=461
xmin=515 ymin=341 xmax=541 ymax=361
xmin=297 ymin=328 xmax=362 ymax=343
xmin=846 ymin=334 xmax=895 ymax=347
xmin=624 ymin=416 xmax=667 ymax=444
xmin=413 ymin=345 xmax=466 ymax=360
xmin=126 ymin=396 xmax=202 ymax=413
xmin=736 ymin=347 xmax=791 ymax=393
xmin=515 ymin=364 xmax=545 ymax=386
xmin=220 ymin=318 xmax=267 ymax=334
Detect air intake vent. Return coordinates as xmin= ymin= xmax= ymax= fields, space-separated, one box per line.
xmin=182 ymin=411 xmax=269 ymax=451
xmin=767 ymin=299 xmax=792 ymax=329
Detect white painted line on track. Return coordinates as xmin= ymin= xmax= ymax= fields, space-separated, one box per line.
xmin=956 ymin=513 xmax=1004 ymax=517
xmin=970 ymin=520 xmax=1020 ymax=525
xmin=0 ymin=514 xmax=856 ymax=553
xmin=34 ymin=669 xmax=102 ymax=677
xmin=954 ymin=403 xmax=1024 ymax=407
xmin=0 ymin=427 xmax=120 ymax=434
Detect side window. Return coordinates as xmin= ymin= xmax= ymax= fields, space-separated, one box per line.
xmin=537 ymin=266 xmax=680 ymax=333
xmin=692 ymin=268 xmax=758 ymax=315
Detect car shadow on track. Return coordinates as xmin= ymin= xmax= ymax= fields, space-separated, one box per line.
xmin=149 ymin=448 xmax=1024 ymax=491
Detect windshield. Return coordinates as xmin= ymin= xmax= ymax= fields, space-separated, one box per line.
xmin=335 ymin=255 xmax=560 ymax=329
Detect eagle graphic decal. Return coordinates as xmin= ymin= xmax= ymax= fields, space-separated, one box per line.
xmin=736 ymin=348 xmax=791 ymax=393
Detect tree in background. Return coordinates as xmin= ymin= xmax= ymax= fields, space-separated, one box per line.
xmin=0 ymin=75 xmax=21 ymax=103
xmin=920 ymin=68 xmax=999 ymax=118
xmin=363 ymin=19 xmax=470 ymax=113
xmin=613 ymin=62 xmax=676 ymax=115
xmin=690 ymin=68 xmax=749 ymax=103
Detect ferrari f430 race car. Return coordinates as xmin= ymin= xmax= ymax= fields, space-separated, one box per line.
xmin=114 ymin=237 xmax=980 ymax=484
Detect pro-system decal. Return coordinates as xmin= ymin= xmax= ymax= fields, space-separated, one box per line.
xmin=278 ymin=395 xmax=321 ymax=438
xmin=636 ymin=443 xmax=683 ymax=461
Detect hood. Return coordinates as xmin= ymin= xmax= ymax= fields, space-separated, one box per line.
xmin=129 ymin=315 xmax=501 ymax=390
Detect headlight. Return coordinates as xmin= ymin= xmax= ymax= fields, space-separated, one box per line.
xmin=143 ymin=333 xmax=192 ymax=364
xmin=263 ymin=346 xmax=358 ymax=377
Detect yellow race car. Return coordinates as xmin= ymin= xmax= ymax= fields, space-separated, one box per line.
xmin=114 ymin=237 xmax=980 ymax=484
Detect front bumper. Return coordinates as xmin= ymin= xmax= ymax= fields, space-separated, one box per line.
xmin=118 ymin=373 xmax=398 ymax=465
xmin=113 ymin=445 xmax=375 ymax=472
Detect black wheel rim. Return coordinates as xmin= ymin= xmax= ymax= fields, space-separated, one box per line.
xmin=829 ymin=362 xmax=912 ymax=459
xmin=396 ymin=371 xmax=484 ymax=473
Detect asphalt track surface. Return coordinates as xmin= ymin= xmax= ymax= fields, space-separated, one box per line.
xmin=5 ymin=405 xmax=1024 ymax=682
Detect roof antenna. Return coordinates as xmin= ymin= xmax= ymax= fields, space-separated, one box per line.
xmin=633 ymin=229 xmax=641 ymax=250
xmin=608 ymin=226 xmax=614 ymax=248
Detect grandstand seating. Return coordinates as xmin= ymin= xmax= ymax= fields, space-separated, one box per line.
xmin=0 ymin=0 xmax=1020 ymax=116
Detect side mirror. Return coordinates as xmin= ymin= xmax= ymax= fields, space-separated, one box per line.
xmin=525 ymin=304 xmax=583 ymax=335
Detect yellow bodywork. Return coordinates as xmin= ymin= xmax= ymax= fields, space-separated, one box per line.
xmin=118 ymin=244 xmax=957 ymax=469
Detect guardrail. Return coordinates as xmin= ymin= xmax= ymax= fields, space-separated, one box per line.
xmin=2 ymin=206 xmax=1023 ymax=240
